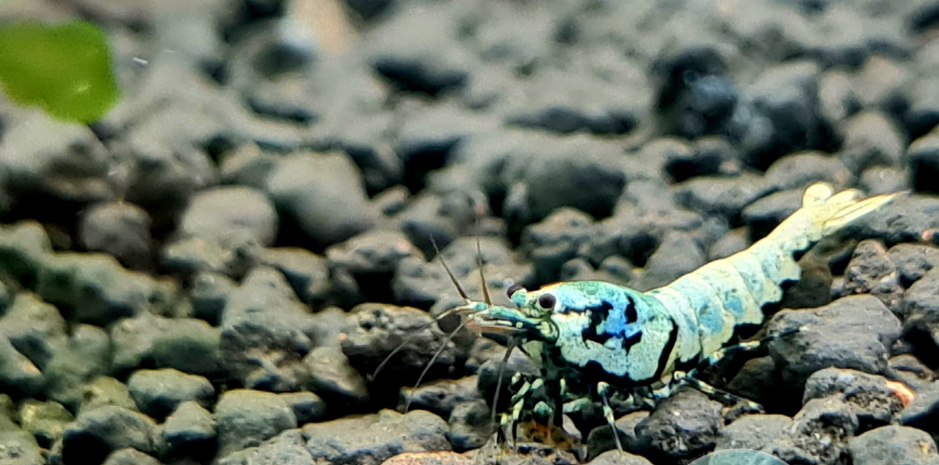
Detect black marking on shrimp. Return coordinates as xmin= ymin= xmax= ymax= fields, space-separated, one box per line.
xmin=582 ymin=301 xmax=615 ymax=345
xmin=653 ymin=317 xmax=679 ymax=380
xmin=625 ymin=295 xmax=638 ymax=324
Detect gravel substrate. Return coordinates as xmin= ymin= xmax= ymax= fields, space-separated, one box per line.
xmin=3 ymin=0 xmax=939 ymax=464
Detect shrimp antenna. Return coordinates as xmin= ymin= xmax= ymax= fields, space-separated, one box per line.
xmin=476 ymin=233 xmax=492 ymax=307
xmin=490 ymin=338 xmax=517 ymax=429
xmin=404 ymin=317 xmax=469 ymax=413
xmin=430 ymin=235 xmax=471 ymax=303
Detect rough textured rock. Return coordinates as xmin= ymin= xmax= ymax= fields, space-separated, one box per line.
xmin=634 ymin=389 xmax=722 ymax=463
xmin=303 ymin=409 xmax=451 ymax=465
xmin=767 ymin=295 xmax=902 ymax=388
xmin=216 ymin=389 xmax=297 ymax=457
xmin=127 ymin=368 xmax=214 ymax=420
xmin=842 ymin=239 xmax=903 ymax=315
xmin=78 ymin=201 xmax=153 ymax=269
xmin=162 ymin=400 xmax=217 ymax=461
xmin=848 ymin=425 xmax=939 ymax=465
xmin=61 ymin=406 xmax=162 ymax=465
xmin=179 ymin=186 xmax=278 ymax=247
xmin=266 ymin=152 xmax=379 ymax=248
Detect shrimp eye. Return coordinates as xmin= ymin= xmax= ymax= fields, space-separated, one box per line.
xmin=437 ymin=312 xmax=462 ymax=334
xmin=538 ymin=293 xmax=557 ymax=309
xmin=506 ymin=283 xmax=524 ymax=298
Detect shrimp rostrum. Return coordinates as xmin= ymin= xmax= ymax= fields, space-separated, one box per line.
xmin=450 ymin=182 xmax=902 ymax=450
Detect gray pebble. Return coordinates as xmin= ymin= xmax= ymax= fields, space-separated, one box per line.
xmin=803 ymin=367 xmax=905 ymax=431
xmin=44 ymin=325 xmax=111 ymax=410
xmin=303 ymin=345 xmax=369 ymax=408
xmin=220 ymin=267 xmax=315 ymax=391
xmin=17 ymin=399 xmax=72 ymax=448
xmin=36 ymin=253 xmax=177 ymax=326
xmin=765 ymin=397 xmax=858 ymax=465
xmin=640 ymin=231 xmax=705 ymax=290
xmin=768 ymin=295 xmax=902 ymax=387
xmin=160 ymin=236 xmax=242 ymax=277
xmin=0 ymin=336 xmax=44 ymax=397
xmin=399 ymin=376 xmax=481 ymax=420
xmin=278 ymin=391 xmax=327 ymax=425
xmin=0 ymin=426 xmax=43 ymax=465
xmin=522 ymin=207 xmax=595 ymax=283
xmin=189 ymin=271 xmax=236 ymax=325
xmin=180 ymin=186 xmax=278 ymax=247
xmin=673 ymin=173 xmax=767 ymax=221
xmin=635 ymin=388 xmax=722 ymax=462
xmin=708 ymin=227 xmax=750 ymax=261
xmin=741 ymin=189 xmax=803 ymax=239
xmin=848 ymin=425 xmax=939 ymax=465
xmin=127 ymin=368 xmax=214 ymax=420
xmin=219 ymin=143 xmax=278 ymax=189
xmin=78 ymin=201 xmax=153 ymax=270
xmin=842 ymin=195 xmax=939 ymax=245
xmin=717 ymin=414 xmax=792 ymax=452
xmin=586 ymin=410 xmax=650 ymax=460
xmin=162 ymin=400 xmax=216 ymax=460
xmin=888 ymin=243 xmax=939 ymax=287
xmin=839 ymin=111 xmax=906 ymax=174
xmin=249 ymin=247 xmax=332 ymax=308
xmin=888 ymin=354 xmax=935 ymax=392
xmin=111 ymin=313 xmax=222 ymax=377
xmin=101 ymin=448 xmax=162 ymax=465
xmin=842 ymin=239 xmax=904 ymax=316
xmin=61 ymin=405 xmax=162 ymax=464
xmin=303 ymin=409 xmax=451 ymax=465
xmin=0 ymin=293 xmax=68 ymax=371
xmin=80 ymin=376 xmax=139 ymax=414
xmin=903 ymin=269 xmax=939 ymax=343
xmin=215 ymin=389 xmax=297 ymax=457
xmin=763 ymin=151 xmax=851 ymax=192
xmin=910 ymin=130 xmax=939 ymax=196
xmin=266 ymin=152 xmax=378 ymax=248
xmin=900 ymin=380 xmax=939 ymax=430
xmin=217 ymin=429 xmax=312 ymax=465
xmin=327 ymin=229 xmax=422 ymax=276
xmin=448 ymin=399 xmax=491 ymax=453
xmin=725 ymin=356 xmax=783 ymax=408
xmin=860 ymin=166 xmax=909 ymax=196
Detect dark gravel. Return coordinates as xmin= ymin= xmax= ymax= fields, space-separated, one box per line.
xmin=2 ymin=1 xmax=939 ymax=464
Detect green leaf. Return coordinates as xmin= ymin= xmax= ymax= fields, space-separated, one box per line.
xmin=0 ymin=20 xmax=120 ymax=123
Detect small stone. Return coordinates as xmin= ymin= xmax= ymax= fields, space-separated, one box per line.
xmin=80 ymin=376 xmax=138 ymax=414
xmin=635 ymin=389 xmax=722 ymax=462
xmin=586 ymin=410 xmax=650 ymax=460
xmin=215 ymin=389 xmax=297 ymax=457
xmin=803 ymin=367 xmax=905 ymax=431
xmin=860 ymin=166 xmax=909 ymax=196
xmin=162 ymin=401 xmax=216 ymax=460
xmin=767 ymin=295 xmax=902 ymax=388
xmin=78 ymin=201 xmax=153 ymax=269
xmin=653 ymin=46 xmax=737 ymax=140
xmin=522 ymin=208 xmax=595 ymax=283
xmin=160 ymin=237 xmax=241 ymax=277
xmin=220 ymin=143 xmax=278 ymax=189
xmin=303 ymin=409 xmax=451 ymax=465
xmin=0 ymin=337 xmax=43 ymax=397
xmin=888 ymin=355 xmax=935 ymax=392
xmin=726 ymin=356 xmax=783 ymax=408
xmin=819 ymin=69 xmax=860 ymax=124
xmin=673 ymin=173 xmax=767 ymax=221
xmin=741 ymin=189 xmax=803 ymax=240
xmin=842 ymin=239 xmax=904 ymax=315
xmin=17 ymin=400 xmax=72 ymax=448
xmin=849 ymin=425 xmax=939 ymax=465
xmin=101 ymin=448 xmax=162 ymax=465
xmin=717 ymin=414 xmax=792 ymax=452
xmin=843 ymin=195 xmax=939 ymax=246
xmin=36 ymin=253 xmax=177 ymax=326
xmin=127 ymin=368 xmax=214 ymax=420
xmin=763 ymin=151 xmax=851 ymax=192
xmin=111 ymin=314 xmax=223 ymax=377
xmin=448 ymin=399 xmax=491 ymax=453
xmin=0 ymin=293 xmax=68 ymax=370
xmin=900 ymin=380 xmax=939 ymax=430
xmin=61 ymin=406 xmax=162 ymax=465
xmin=708 ymin=227 xmax=750 ymax=261
xmin=44 ymin=325 xmax=111 ymax=410
xmin=266 ymin=152 xmax=379 ymax=248
xmin=399 ymin=377 xmax=480 ymax=419
xmin=179 ymin=186 xmax=278 ymax=247
xmin=639 ymin=231 xmax=706 ymax=290
xmin=303 ymin=345 xmax=369 ymax=408
xmin=839 ymin=111 xmax=905 ymax=174
xmin=278 ymin=391 xmax=326 ymax=425
xmin=221 ymin=267 xmax=315 ymax=391
xmin=216 ymin=429 xmax=312 ymax=465
xmin=249 ymin=247 xmax=332 ymax=307
xmin=888 ymin=244 xmax=939 ymax=286
xmin=326 ymin=230 xmax=421 ymax=276
xmin=189 ymin=271 xmax=236 ymax=325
